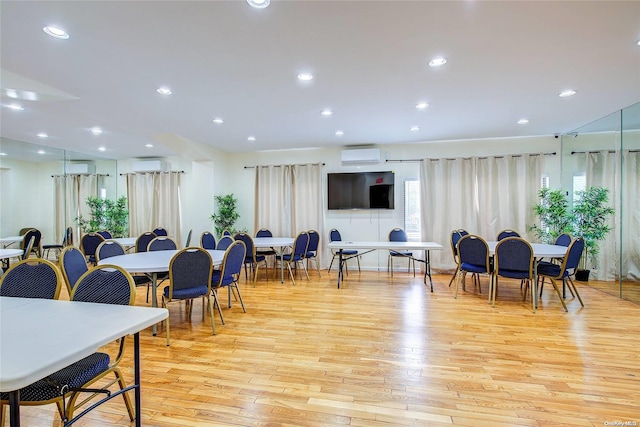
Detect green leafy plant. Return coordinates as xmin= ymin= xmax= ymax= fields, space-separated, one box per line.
xmin=528 ymin=188 xmax=574 ymax=244
xmin=571 ymin=186 xmax=615 ymax=270
xmin=210 ymin=194 xmax=243 ymax=237
xmin=75 ymin=196 xmax=129 ymax=238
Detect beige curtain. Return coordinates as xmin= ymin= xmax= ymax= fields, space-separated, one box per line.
xmin=254 ymin=165 xmax=291 ymax=237
xmin=53 ymin=174 xmax=98 ymax=241
xmin=126 ymin=172 xmax=182 ymax=242
xmin=291 ymin=164 xmax=325 ymax=266
xmin=620 ymin=151 xmax=640 ymax=280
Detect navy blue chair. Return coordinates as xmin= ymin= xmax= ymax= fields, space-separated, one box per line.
xmin=328 ymin=228 xmax=360 ymax=274
xmin=222 ymin=230 xmax=232 ymax=237
xmin=448 ymin=229 xmax=469 ymax=287
xmin=455 ymin=235 xmax=492 ymax=299
xmin=152 ymin=227 xmax=168 ymax=236
xmin=148 ymin=236 xmax=177 ymax=251
xmin=43 ymin=226 xmax=73 ymax=260
xmin=135 ymin=232 xmax=156 ymax=253
xmin=96 ymin=230 xmax=112 ymax=239
xmin=255 ymin=228 xmax=277 ymax=263
xmin=211 ymin=240 xmax=247 ymax=322
xmin=200 ymin=231 xmax=217 ymax=249
xmin=95 ymin=240 xmax=125 ymax=262
xmin=234 ymin=232 xmax=267 ymax=285
xmin=185 ymin=229 xmax=193 ymax=247
xmin=217 ymin=236 xmax=234 ymax=251
xmin=537 ymin=238 xmax=585 ymax=311
xmin=388 ymin=228 xmax=415 ymax=277
xmin=496 ymin=229 xmax=521 ymax=241
xmin=275 ymin=231 xmax=309 ymax=285
xmin=21 ymin=228 xmax=42 ymax=258
xmin=305 ymin=230 xmax=321 ymax=277
xmin=81 ymin=232 xmax=106 ymax=265
xmin=554 ymin=233 xmax=572 ymax=247
xmin=163 ymin=248 xmax=215 ymax=345
xmin=59 ymin=246 xmax=89 ymax=293
xmin=0 ymin=258 xmax=62 ymax=299
xmin=492 ymin=237 xmax=535 ymax=311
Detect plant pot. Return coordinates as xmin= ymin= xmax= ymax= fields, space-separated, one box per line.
xmin=575 ymin=269 xmax=590 ymax=281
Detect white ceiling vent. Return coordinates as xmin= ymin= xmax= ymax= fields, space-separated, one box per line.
xmin=67 ymin=163 xmax=96 ymax=174
xmin=132 ymin=160 xmax=170 ymax=173
xmin=341 ymin=148 xmax=381 ymax=164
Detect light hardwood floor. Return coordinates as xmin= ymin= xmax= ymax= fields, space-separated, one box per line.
xmin=10 ymin=268 xmax=640 ymax=426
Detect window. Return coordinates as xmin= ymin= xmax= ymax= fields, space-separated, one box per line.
xmin=573 ymin=172 xmax=586 ymax=203
xmin=404 ymin=179 xmax=420 ymax=241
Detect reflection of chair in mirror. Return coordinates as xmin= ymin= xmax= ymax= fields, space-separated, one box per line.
xmin=80 ymin=232 xmax=106 ymax=265
xmin=0 ymin=258 xmax=62 ymax=299
xmin=537 ymin=238 xmax=585 ymax=312
xmin=455 ymin=235 xmax=492 ymax=299
xmin=275 ymin=231 xmax=309 ymax=285
xmin=328 ymin=228 xmax=360 ymax=274
xmin=59 ymin=246 xmax=89 ymax=294
xmin=43 ymin=226 xmax=73 ymax=260
xmin=200 ymin=231 xmax=216 ymax=249
xmin=496 ymin=229 xmax=521 ymax=241
xmin=448 ymin=229 xmax=469 ymax=287
xmin=96 ymin=240 xmax=126 ymax=262
xmin=234 ymin=232 xmax=267 ymax=285
xmin=388 ymin=228 xmax=415 ymax=277
xmin=491 ymin=237 xmax=535 ymax=312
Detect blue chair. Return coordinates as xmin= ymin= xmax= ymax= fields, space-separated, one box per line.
xmin=59 ymin=246 xmax=89 ymax=293
xmin=0 ymin=265 xmax=136 ymax=423
xmin=43 ymin=226 xmax=73 ymax=260
xmin=255 ymin=228 xmax=277 ymax=263
xmin=96 ymin=240 xmax=126 ymax=262
xmin=491 ymin=237 xmax=535 ymax=311
xmin=275 ymin=231 xmax=309 ymax=285
xmin=554 ymin=233 xmax=572 ymax=247
xmin=152 ymin=227 xmax=168 ymax=236
xmin=496 ymin=229 xmax=521 ymax=241
xmin=234 ymin=232 xmax=267 ymax=285
xmin=388 ymin=228 xmax=416 ymax=277
xmin=328 ymin=228 xmax=360 ymax=274
xmin=222 ymin=230 xmax=232 ymax=237
xmin=0 ymin=258 xmax=62 ymax=299
xmin=96 ymin=230 xmax=113 ymax=239
xmin=217 ymin=236 xmax=234 ymax=250
xmin=80 ymin=232 xmax=106 ymax=265
xmin=185 ymin=229 xmax=193 ymax=247
xmin=163 ymin=248 xmax=215 ymax=345
xmin=537 ymin=238 xmax=585 ymax=311
xmin=200 ymin=231 xmax=217 ymax=249
xmin=455 ymin=235 xmax=492 ymax=299
xmin=148 ymin=236 xmax=177 ymax=251
xmin=448 ymin=229 xmax=469 ymax=287
xmin=21 ymin=235 xmax=35 ymax=260
xmin=211 ymin=240 xmax=247 ymax=321
xmin=21 ymin=228 xmax=42 ymax=258
xmin=305 ymin=230 xmax=321 ymax=277
xmin=135 ymin=231 xmax=156 ymax=253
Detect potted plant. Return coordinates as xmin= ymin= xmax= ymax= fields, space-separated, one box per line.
xmin=528 ymin=188 xmax=574 ymax=244
xmin=75 ymin=196 xmax=129 ymax=238
xmin=210 ymin=194 xmax=242 ymax=237
xmin=571 ymin=186 xmax=615 ymax=281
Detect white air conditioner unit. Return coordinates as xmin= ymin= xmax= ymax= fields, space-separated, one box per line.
xmin=132 ymin=160 xmax=170 ymax=173
xmin=341 ymin=148 xmax=381 ymax=164
xmin=67 ymin=163 xmax=95 ymax=174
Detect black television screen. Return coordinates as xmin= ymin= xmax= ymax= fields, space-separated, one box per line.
xmin=327 ymin=171 xmax=395 ymax=210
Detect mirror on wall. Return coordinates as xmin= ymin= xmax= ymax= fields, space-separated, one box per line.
xmin=0 ymin=137 xmax=117 ymax=248
xmin=561 ymin=102 xmax=640 ymax=304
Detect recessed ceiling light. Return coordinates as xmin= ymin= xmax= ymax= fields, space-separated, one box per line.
xmin=0 ymin=153 xmax=7 ymax=156
xmin=559 ymin=89 xmax=577 ymax=97
xmin=247 ymin=136 xmax=256 ymax=142
xmin=145 ymin=144 xmax=154 ymax=148
xmin=91 ymin=127 xmax=103 ymax=135
xmin=297 ymin=72 xmax=314 ymax=81
xmin=37 ymin=150 xmax=46 ymax=155
xmin=410 ymin=126 xmax=420 ymax=132
xmin=415 ymin=101 xmax=429 ymax=110
xmin=636 ymin=38 xmax=640 ymax=46
xmin=7 ymin=104 xmax=24 ymax=111
xmin=5 ymin=89 xmax=18 ymax=99
xmin=335 ymin=130 xmax=344 ymax=136
xmin=212 ymin=117 xmax=224 ymax=124
xmin=428 ymin=57 xmax=447 ymax=67
xmin=247 ymin=0 xmax=270 ymax=8
xmin=156 ymin=87 xmax=172 ymax=95
xmin=43 ymin=26 xmax=69 ymax=39
xmin=517 ymin=119 xmax=530 ymax=125
xmin=321 ymin=109 xmax=333 ymax=117
xmin=37 ymin=132 xmax=49 ymax=138
xmin=98 ymin=146 xmax=106 ymax=152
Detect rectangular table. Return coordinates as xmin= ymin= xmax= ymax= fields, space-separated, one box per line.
xmin=0 ymin=297 xmax=168 ymax=427
xmin=327 ymin=241 xmax=444 ymax=290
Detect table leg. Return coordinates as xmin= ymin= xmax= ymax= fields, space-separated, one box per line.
xmin=423 ymin=250 xmax=434 ymax=292
xmin=151 ymin=273 xmax=158 ymax=335
xmin=279 ymin=247 xmax=285 ymax=284
xmin=336 ymin=249 xmax=344 ymax=289
xmin=8 ymin=390 xmax=20 ymax=427
xmin=134 ymin=332 xmax=141 ymax=427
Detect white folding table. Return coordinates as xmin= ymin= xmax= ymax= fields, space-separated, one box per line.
xmin=0 ymin=297 xmax=168 ymax=427
xmin=253 ymin=237 xmax=294 ymax=283
xmin=0 ymin=236 xmax=22 ymax=249
xmin=326 ymin=241 xmax=444 ymax=290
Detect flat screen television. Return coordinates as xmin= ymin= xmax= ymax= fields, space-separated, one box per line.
xmin=327 ymin=171 xmax=395 ymax=210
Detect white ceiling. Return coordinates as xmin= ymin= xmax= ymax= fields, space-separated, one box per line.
xmin=1 ymin=1 xmax=639 ymax=160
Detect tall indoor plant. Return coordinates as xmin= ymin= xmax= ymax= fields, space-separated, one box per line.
xmin=75 ymin=196 xmax=129 ymax=238
xmin=528 ymin=188 xmax=574 ymax=244
xmin=571 ymin=186 xmax=615 ymax=280
xmin=210 ymin=194 xmax=242 ymax=237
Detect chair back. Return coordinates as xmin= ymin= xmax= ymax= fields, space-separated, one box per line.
xmin=22 ymin=236 xmax=35 ymax=260
xmin=554 ymin=233 xmax=572 ymax=247
xmin=497 ymin=229 xmax=521 ymax=241
xmin=0 ymin=258 xmax=62 ymax=299
xmin=457 ymin=235 xmax=491 ymax=273
xmin=185 ymin=229 xmax=193 ymax=247
xmin=60 ymin=246 xmax=89 ymax=292
xmin=306 ymin=230 xmax=320 ymax=255
xmin=234 ymin=233 xmax=256 ymax=260
xmin=81 ymin=233 xmax=106 ymax=258
xmin=148 ymin=236 xmax=178 ymax=251
xmin=22 ymin=228 xmax=42 ymax=256
xmin=215 ymin=240 xmax=246 ymax=287
xmin=152 ymin=227 xmax=168 ymax=236
xmin=167 ymin=248 xmax=213 ymax=297
xmin=96 ymin=240 xmax=126 ymax=261
xmin=329 ymin=228 xmax=342 ymax=243
xmin=96 ymin=230 xmax=113 ymax=239
xmin=256 ymin=229 xmax=273 ymax=238
xmin=19 ymin=227 xmax=35 ymax=235
xmin=292 ymin=231 xmax=310 ymax=259
xmin=450 ymin=229 xmax=467 ymax=259
xmin=562 ymin=238 xmax=585 ymax=273
xmin=64 ymin=226 xmax=74 ymax=247
xmin=222 ymin=230 xmax=232 ymax=236
xmin=494 ymin=237 xmax=534 ymax=278
xmin=200 ymin=231 xmax=217 ymax=249
xmin=389 ymin=228 xmax=408 ymax=243
xmin=72 ymin=265 xmax=135 ymax=305
xmin=135 ymin=232 xmax=156 ymax=252
xmin=217 ymin=236 xmax=234 ymax=250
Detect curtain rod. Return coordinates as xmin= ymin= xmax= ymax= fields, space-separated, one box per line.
xmin=571 ymin=150 xmax=638 ymax=154
xmin=244 ymin=162 xmax=325 ymax=169
xmin=386 ymin=152 xmax=556 ymax=162
xmin=119 ymin=170 xmax=185 ymax=176
xmin=51 ymin=173 xmax=110 ymax=177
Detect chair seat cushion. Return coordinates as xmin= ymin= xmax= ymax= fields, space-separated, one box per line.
xmin=305 ymin=251 xmax=316 ymax=258
xmin=1 ymin=352 xmax=110 ymax=402
xmin=461 ymin=262 xmax=490 ymax=273
xmin=341 ymin=250 xmax=358 ymax=256
xmin=390 ymin=251 xmax=412 ymax=256
xmin=497 ymin=269 xmax=530 ymax=279
xmin=537 ymin=261 xmax=561 ymax=277
xmin=247 ymin=254 xmax=266 ymax=263
xmin=277 ymin=254 xmax=303 ymax=262
xmin=164 ymin=285 xmax=209 ymax=299
xmin=42 ymin=244 xmax=63 ymax=249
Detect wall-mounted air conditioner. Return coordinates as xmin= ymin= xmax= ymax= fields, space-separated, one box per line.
xmin=341 ymin=148 xmax=381 ymax=164
xmin=67 ymin=163 xmax=96 ymax=174
xmin=132 ymin=160 xmax=170 ymax=173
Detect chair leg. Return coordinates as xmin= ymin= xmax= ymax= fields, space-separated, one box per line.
xmin=211 ymin=289 xmax=226 ymax=324
xmin=548 ymin=277 xmax=568 ymax=312
xmin=328 ymin=254 xmax=336 ymax=272
xmin=231 ymin=282 xmax=246 ymax=312
xmin=287 ymin=261 xmax=296 ymax=285
xmin=207 ymin=295 xmax=216 ymax=335
xmin=161 ymin=295 xmax=171 ymax=346
xmin=566 ymin=278 xmax=584 ymax=307
xmin=448 ymin=265 xmax=460 ymax=287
